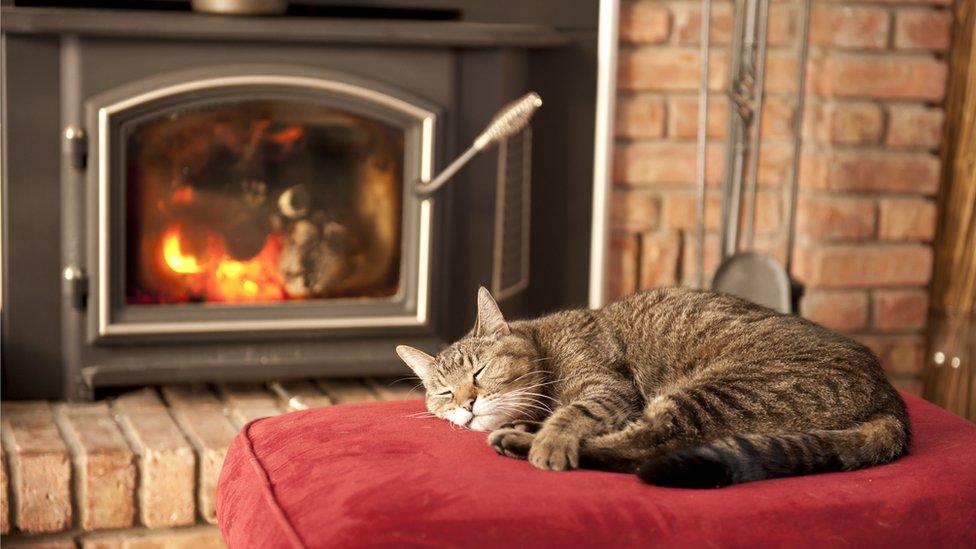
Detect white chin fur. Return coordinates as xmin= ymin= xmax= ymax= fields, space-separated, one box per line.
xmin=469 ymin=414 xmax=507 ymax=431
xmin=448 ymin=408 xmax=474 ymax=427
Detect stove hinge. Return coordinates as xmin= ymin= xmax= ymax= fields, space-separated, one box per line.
xmin=63 ymin=125 xmax=87 ymax=170
xmin=63 ymin=266 xmax=89 ymax=310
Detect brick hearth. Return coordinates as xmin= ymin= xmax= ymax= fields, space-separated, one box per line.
xmin=0 ymin=379 xmax=417 ymax=547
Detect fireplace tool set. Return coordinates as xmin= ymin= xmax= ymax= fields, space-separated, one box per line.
xmin=694 ymin=0 xmax=812 ymax=313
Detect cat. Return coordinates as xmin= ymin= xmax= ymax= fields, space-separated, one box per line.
xmin=395 ymin=286 xmax=910 ymax=488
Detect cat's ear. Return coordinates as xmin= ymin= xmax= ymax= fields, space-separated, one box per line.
xmin=395 ymin=345 xmax=435 ymax=382
xmin=474 ymin=286 xmax=510 ymax=338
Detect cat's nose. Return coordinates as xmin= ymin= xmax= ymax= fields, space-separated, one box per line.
xmin=460 ymin=398 xmax=475 ymax=411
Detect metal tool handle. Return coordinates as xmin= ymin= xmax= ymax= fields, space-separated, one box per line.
xmin=694 ymin=0 xmax=712 ymax=288
xmin=784 ymin=0 xmax=812 ymax=276
xmin=416 ymin=92 xmax=542 ymax=196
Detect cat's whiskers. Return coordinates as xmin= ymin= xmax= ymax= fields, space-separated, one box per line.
xmin=497 ymin=394 xmax=552 ymax=416
xmin=507 ymin=389 xmax=559 ymax=403
xmin=506 ymin=370 xmax=541 ymax=386
xmin=390 ymin=375 xmax=420 ymax=385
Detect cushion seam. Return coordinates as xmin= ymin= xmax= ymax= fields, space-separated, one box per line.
xmin=242 ymin=418 xmax=307 ymax=549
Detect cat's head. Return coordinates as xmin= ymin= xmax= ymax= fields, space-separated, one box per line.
xmin=396 ymin=287 xmax=547 ymax=431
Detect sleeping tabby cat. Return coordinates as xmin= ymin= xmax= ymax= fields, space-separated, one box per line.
xmin=396 ymin=287 xmax=909 ymax=488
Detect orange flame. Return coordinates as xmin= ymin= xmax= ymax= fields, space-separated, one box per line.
xmin=162 ymin=227 xmax=202 ymax=274
xmin=159 ymin=223 xmax=285 ymax=302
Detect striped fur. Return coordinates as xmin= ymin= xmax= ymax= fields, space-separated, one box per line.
xmin=396 ymin=287 xmax=910 ymax=486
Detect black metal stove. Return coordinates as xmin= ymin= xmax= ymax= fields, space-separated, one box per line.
xmin=1 ymin=2 xmax=604 ymax=399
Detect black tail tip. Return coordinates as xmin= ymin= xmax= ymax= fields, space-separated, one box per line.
xmin=637 ymin=451 xmax=735 ymax=489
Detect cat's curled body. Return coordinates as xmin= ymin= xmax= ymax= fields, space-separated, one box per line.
xmin=396 ymin=286 xmax=909 ymax=488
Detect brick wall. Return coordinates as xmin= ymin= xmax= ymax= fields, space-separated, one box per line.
xmin=612 ymin=0 xmax=952 ymax=393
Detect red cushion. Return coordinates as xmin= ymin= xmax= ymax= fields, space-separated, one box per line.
xmin=217 ymin=393 xmax=976 ymax=548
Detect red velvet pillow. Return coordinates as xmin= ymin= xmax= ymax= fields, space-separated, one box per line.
xmin=217 ymin=393 xmax=976 ymax=548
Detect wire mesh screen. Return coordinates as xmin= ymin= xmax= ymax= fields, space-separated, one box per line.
xmin=491 ymin=127 xmax=531 ymax=300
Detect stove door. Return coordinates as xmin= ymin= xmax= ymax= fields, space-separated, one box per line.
xmin=84 ymin=66 xmax=438 ymax=341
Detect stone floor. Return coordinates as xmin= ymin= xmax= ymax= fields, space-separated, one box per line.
xmin=0 ymin=378 xmax=420 ymax=547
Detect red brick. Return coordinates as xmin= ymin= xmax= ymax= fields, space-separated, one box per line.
xmin=216 ymin=383 xmax=283 ymax=430
xmin=895 ymin=9 xmax=952 ymax=51
xmin=812 ymin=54 xmax=947 ymax=101
xmin=672 ymin=2 xmax=795 ymax=47
xmin=802 ymin=290 xmax=869 ymax=331
xmin=796 ymin=196 xmax=876 ymax=241
xmin=662 ymin=191 xmax=780 ymax=234
xmin=615 ymin=142 xmax=721 ymax=187
xmin=800 ymin=151 xmax=940 ymax=194
xmin=857 ymin=335 xmax=926 ymax=376
xmin=113 ymin=388 xmax=166 ymax=412
xmin=858 ymin=0 xmax=950 ymax=5
xmin=811 ymin=5 xmax=889 ymax=49
xmin=115 ymin=410 xmax=196 ymax=528
xmin=612 ymin=190 xmax=660 ymax=232
xmin=616 ymin=96 xmax=665 ymax=138
xmin=669 ymin=96 xmax=727 ymax=139
xmin=608 ymin=231 xmax=640 ymax=299
xmin=759 ymin=98 xmax=797 ymax=141
xmin=639 ymin=231 xmax=681 ymax=288
xmin=79 ymin=525 xmax=225 ymax=549
xmin=618 ymin=48 xmax=728 ymax=92
xmin=669 ymin=95 xmax=794 ymax=140
xmin=55 ymin=404 xmax=136 ymax=530
xmin=873 ymin=289 xmax=929 ymax=330
xmin=316 ymin=379 xmax=382 ymax=404
xmin=755 ymin=144 xmax=798 ymax=187
xmin=0 ymin=402 xmax=72 ymax=533
xmin=364 ymin=378 xmax=422 ymax=401
xmin=171 ymin=408 xmax=238 ymax=524
xmin=267 ymin=380 xmax=334 ymax=411
xmin=794 ymin=244 xmax=933 ymax=288
xmin=811 ymin=102 xmax=885 ymax=145
xmin=616 ymin=142 xmax=790 ymax=188
xmin=619 ymin=2 xmax=670 ymax=44
xmin=765 ymin=51 xmax=801 ymax=94
xmin=161 ymin=384 xmax=223 ymax=409
xmin=879 ymin=198 xmax=937 ymax=241
xmin=681 ymin=233 xmax=720 ymax=285
xmin=216 ymin=383 xmax=277 ymax=408
xmin=4 ymin=540 xmax=76 ymax=549
xmin=886 ymin=105 xmax=944 ymax=149
xmin=753 ymin=235 xmax=788 ymax=266
xmin=227 ymin=406 xmax=283 ymax=430
xmin=663 ymin=192 xmax=721 ymax=231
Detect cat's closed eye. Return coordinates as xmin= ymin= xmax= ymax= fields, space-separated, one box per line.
xmin=473 ymin=364 xmax=488 ymax=384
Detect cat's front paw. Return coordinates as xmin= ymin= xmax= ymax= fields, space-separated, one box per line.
xmin=488 ymin=428 xmax=534 ymax=460
xmin=499 ymin=419 xmax=543 ymax=434
xmin=529 ymin=431 xmax=580 ymax=471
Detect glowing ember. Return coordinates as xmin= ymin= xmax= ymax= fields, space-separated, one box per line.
xmin=211 ymin=239 xmax=285 ymax=302
xmin=159 ymin=223 xmax=285 ymax=302
xmin=162 ymin=227 xmax=202 ymax=274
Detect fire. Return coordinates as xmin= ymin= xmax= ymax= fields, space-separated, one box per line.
xmin=159 ymin=223 xmax=286 ymax=302
xmin=162 ymin=227 xmax=202 ymax=274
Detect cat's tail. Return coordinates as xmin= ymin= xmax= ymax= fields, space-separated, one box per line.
xmin=636 ymin=412 xmax=909 ymax=488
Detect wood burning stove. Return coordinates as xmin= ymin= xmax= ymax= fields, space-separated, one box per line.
xmin=88 ymin=67 xmax=437 ymax=337
xmin=1 ymin=3 xmax=609 ymax=400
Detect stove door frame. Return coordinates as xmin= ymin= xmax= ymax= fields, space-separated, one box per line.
xmin=84 ymin=65 xmax=439 ymax=342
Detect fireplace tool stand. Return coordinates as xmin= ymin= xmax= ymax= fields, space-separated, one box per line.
xmin=694 ymin=0 xmax=811 ymax=313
